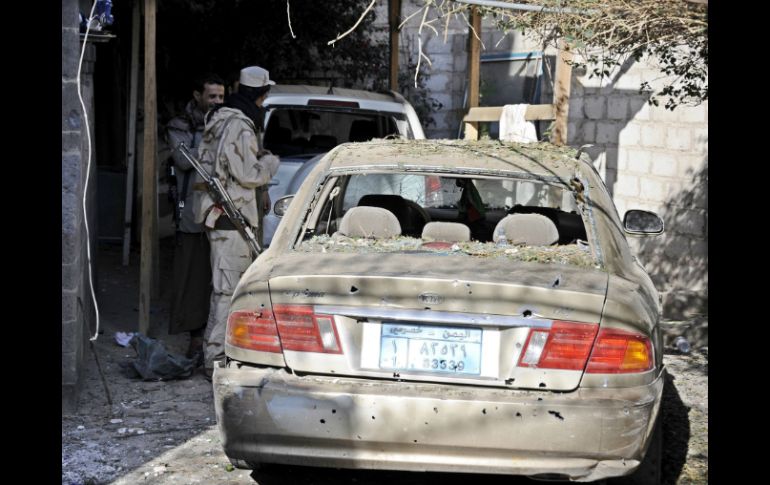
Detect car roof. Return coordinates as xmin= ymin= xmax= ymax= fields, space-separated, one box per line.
xmin=326 ymin=139 xmax=585 ymax=179
xmin=268 ymin=84 xmax=400 ymax=103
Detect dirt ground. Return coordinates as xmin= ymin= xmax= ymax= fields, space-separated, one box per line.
xmin=61 ymin=242 xmax=707 ymax=485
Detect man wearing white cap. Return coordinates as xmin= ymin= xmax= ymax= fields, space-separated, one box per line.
xmin=193 ymin=65 xmax=280 ymax=379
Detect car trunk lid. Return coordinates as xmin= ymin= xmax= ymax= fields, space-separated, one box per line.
xmin=265 ymin=253 xmax=608 ymax=391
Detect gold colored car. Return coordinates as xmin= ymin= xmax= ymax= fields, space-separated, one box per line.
xmin=213 ymin=139 xmax=665 ymax=483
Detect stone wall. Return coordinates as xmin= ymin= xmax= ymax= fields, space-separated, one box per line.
xmin=62 ymin=0 xmax=97 ymax=413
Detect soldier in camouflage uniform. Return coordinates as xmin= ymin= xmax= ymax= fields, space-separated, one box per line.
xmin=193 ymin=66 xmax=280 ymax=378
xmin=166 ymin=73 xmax=225 ymax=364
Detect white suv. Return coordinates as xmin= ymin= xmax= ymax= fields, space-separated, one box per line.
xmin=261 ymin=85 xmax=425 ymax=246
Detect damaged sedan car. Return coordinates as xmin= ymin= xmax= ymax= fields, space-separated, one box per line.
xmin=214 ymin=139 xmax=666 ymax=483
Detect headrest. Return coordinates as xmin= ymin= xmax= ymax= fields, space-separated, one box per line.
xmin=337 ymin=206 xmax=401 ymax=238
xmin=493 ymin=213 xmax=559 ymax=246
xmin=421 ymin=222 xmax=470 ymax=242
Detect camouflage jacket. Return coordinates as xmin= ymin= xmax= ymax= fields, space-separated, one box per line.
xmin=192 ymin=107 xmax=280 ymax=228
xmin=166 ymin=100 xmax=206 ymax=233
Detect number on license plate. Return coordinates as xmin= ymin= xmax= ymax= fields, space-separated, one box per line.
xmin=379 ymin=324 xmax=482 ymax=375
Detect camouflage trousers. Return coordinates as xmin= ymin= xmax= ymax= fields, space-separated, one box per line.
xmin=203 ymin=228 xmax=253 ymax=371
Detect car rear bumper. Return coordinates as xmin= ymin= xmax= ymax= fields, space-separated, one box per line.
xmin=213 ymin=362 xmax=664 ymax=481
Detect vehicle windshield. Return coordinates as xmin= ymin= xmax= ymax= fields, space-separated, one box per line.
xmin=264 ymin=108 xmax=411 ymax=157
xmin=294 ymin=171 xmax=600 ymax=269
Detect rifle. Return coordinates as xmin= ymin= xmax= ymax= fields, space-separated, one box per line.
xmin=175 ymin=142 xmax=262 ymax=258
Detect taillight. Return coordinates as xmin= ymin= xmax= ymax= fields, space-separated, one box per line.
xmin=226 ymin=310 xmax=282 ymax=353
xmin=273 ymin=304 xmax=342 ymax=354
xmin=586 ymin=328 xmax=653 ymax=373
xmin=518 ymin=321 xmax=599 ymax=370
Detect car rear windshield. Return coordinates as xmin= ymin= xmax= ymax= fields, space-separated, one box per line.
xmin=264 ymin=108 xmax=411 ymax=157
xmin=294 ymin=172 xmax=599 ymax=269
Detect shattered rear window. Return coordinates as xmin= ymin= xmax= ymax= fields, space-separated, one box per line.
xmin=294 ymin=171 xmax=601 ymax=269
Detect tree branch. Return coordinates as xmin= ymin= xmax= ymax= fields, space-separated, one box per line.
xmin=328 ymin=0 xmax=377 ymax=47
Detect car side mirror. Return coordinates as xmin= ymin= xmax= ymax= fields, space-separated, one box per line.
xmin=274 ymin=195 xmax=294 ymax=217
xmin=623 ymin=210 xmax=664 ymax=235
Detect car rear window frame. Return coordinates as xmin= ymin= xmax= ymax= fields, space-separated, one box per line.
xmin=290 ymin=167 xmax=605 ymax=266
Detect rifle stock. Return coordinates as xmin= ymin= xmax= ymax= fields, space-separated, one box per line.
xmin=175 ymin=142 xmax=262 ymax=258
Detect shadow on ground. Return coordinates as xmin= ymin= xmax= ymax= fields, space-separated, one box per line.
xmin=250 ymin=465 xmax=538 ymax=485
xmin=661 ymin=372 xmax=690 ymax=485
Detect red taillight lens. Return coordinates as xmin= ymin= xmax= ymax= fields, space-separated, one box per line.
xmin=518 ymin=321 xmax=599 ymax=370
xmin=586 ymin=328 xmax=653 ymax=373
xmin=226 ymin=310 xmax=282 ymax=353
xmin=273 ymin=304 xmax=342 ymax=354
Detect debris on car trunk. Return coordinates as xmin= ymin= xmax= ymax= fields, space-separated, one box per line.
xmin=295 ymin=234 xmax=602 ymax=269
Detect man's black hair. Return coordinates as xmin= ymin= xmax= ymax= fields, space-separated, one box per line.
xmin=238 ymin=84 xmax=271 ymax=102
xmin=193 ymin=73 xmax=226 ymax=93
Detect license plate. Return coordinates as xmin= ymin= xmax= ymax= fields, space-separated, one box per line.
xmin=379 ymin=323 xmax=482 ymax=375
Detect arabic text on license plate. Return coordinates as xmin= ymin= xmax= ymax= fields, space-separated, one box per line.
xmin=379 ymin=324 xmax=482 ymax=375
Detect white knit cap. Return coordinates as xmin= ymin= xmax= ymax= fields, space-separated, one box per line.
xmin=239 ymin=66 xmax=276 ymax=88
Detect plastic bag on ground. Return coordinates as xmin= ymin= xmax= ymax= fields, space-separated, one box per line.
xmin=119 ymin=333 xmax=196 ymax=381
xmin=114 ymin=331 xmax=137 ymax=347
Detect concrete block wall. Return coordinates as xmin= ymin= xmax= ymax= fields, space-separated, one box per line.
xmin=562 ymin=55 xmax=708 ymax=319
xmin=62 ymin=0 xmax=97 ymax=413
